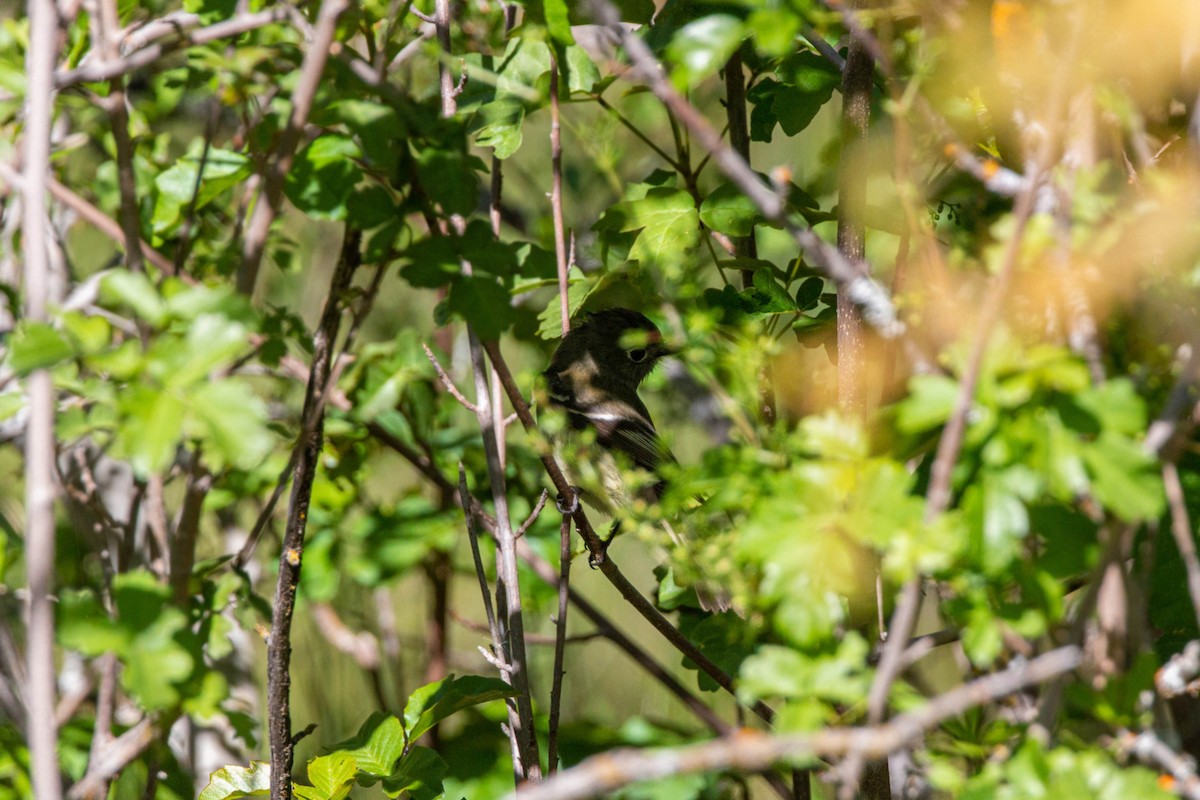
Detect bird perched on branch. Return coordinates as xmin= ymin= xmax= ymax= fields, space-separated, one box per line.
xmin=542 ymin=307 xmax=674 ymax=519
xmin=542 ymin=307 xmax=732 ymax=611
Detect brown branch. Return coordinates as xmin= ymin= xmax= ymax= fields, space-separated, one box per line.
xmin=509 ymin=647 xmax=1082 ymax=800
xmin=267 ymin=229 xmax=360 ymax=800
xmin=483 ymin=340 xmax=775 ymax=725
xmin=22 ymin=0 xmax=63 ymax=795
xmin=170 ymin=456 xmax=212 ymax=603
xmin=1121 ymin=729 xmax=1200 ymax=800
xmin=96 ymin=0 xmax=144 ymax=275
xmin=422 ymin=343 xmax=478 ymax=412
xmin=54 ymin=6 xmax=294 ymax=88
xmin=66 ymin=717 xmax=157 ymax=800
xmin=547 ymin=512 xmax=572 ymax=774
xmin=238 ymin=0 xmax=349 ymax=295
xmin=549 ymin=55 xmax=571 ymax=336
xmin=1164 ymin=463 xmax=1200 ymax=630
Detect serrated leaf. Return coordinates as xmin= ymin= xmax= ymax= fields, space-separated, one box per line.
xmin=330 ymin=713 xmax=405 ymax=779
xmin=382 ymin=746 xmax=447 ymax=800
xmin=303 ymin=753 xmax=357 ymax=800
xmin=444 ymin=276 xmax=516 ymax=340
xmin=285 ymin=136 xmax=364 ymax=221
xmin=403 ymin=674 xmax=517 ymax=742
xmin=198 ymin=762 xmax=271 ymax=800
xmin=699 ymin=182 xmax=763 ymax=236
xmin=595 ymin=188 xmax=699 ymax=265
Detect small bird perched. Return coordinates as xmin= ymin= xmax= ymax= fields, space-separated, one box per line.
xmin=542 ymin=307 xmax=673 ymax=518
xmin=543 ymin=308 xmax=731 ymax=610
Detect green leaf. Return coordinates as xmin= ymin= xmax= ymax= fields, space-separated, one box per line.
xmin=542 ymin=0 xmax=573 ymax=46
xmin=187 ymin=379 xmax=274 ymax=470
xmin=382 ymin=746 xmax=447 ymax=800
xmin=1082 ymin=434 xmax=1165 ymax=521
xmin=746 ymin=8 xmax=801 ymax=58
xmin=895 ymin=375 xmax=959 ymax=434
xmin=442 ymin=276 xmax=517 ymax=340
xmin=284 ymin=135 xmax=364 ymax=220
xmin=414 ymin=146 xmax=483 ymax=217
xmin=699 ymin=182 xmax=762 ymax=237
xmin=101 ymin=270 xmax=168 ymax=326
xmin=403 ymin=674 xmax=517 ymax=742
xmin=594 ymin=188 xmax=699 ymax=265
xmin=303 ymin=753 xmax=357 ymax=800
xmin=330 ymin=713 xmax=406 ymax=779
xmin=8 ymin=322 xmax=73 ymax=374
xmin=115 ymin=387 xmax=186 ymax=476
xmin=153 ymin=146 xmax=251 ymax=234
xmin=667 ymin=15 xmax=744 ymax=88
xmin=160 ymin=313 xmax=250 ymax=387
xmin=198 ymin=762 xmax=271 ymax=800
xmin=471 ymin=96 xmax=525 ymax=159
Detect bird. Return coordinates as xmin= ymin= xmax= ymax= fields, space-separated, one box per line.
xmin=542 ymin=307 xmax=674 ymax=521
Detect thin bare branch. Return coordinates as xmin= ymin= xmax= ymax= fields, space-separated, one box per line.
xmin=267 ymin=229 xmax=360 ymax=800
xmin=1164 ymin=463 xmax=1200 ymax=630
xmin=510 ymin=647 xmax=1081 ymax=800
xmin=55 ymin=6 xmax=294 ymax=88
xmin=1121 ymin=729 xmax=1200 ymax=800
xmin=549 ymin=55 xmax=571 ymax=336
xmin=547 ymin=512 xmax=572 ymax=774
xmin=239 ymin=0 xmax=349 ymax=296
xmin=66 ymin=717 xmax=157 ymax=800
xmin=22 ymin=0 xmax=63 ymax=795
xmin=422 ymin=342 xmax=478 ymax=412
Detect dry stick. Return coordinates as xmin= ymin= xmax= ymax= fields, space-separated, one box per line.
xmin=549 ymin=56 xmax=571 ymax=336
xmin=470 ymin=332 xmax=543 ymax=781
xmin=22 ymin=0 xmax=62 ymax=797
xmin=1164 ymin=462 xmax=1200 ymax=630
xmin=584 ymin=0 xmax=902 ymax=343
xmin=267 ymin=230 xmax=360 ymax=800
xmin=96 ymin=0 xmax=145 ymax=276
xmin=55 ymin=5 xmax=294 ymax=87
xmin=238 ymin=0 xmax=348 ymax=296
xmin=44 ymin=176 xmax=176 ymax=274
xmin=482 ymin=340 xmax=775 ymax=724
xmin=460 ymin=467 xmax=525 ymax=781
xmin=1122 ymin=729 xmax=1200 ymax=800
xmin=66 ymin=718 xmax=157 ymax=800
xmin=547 ymin=512 xmax=571 ymax=775
xmin=509 ymin=647 xmax=1082 ymax=800
xmin=170 ymin=458 xmax=213 ymax=604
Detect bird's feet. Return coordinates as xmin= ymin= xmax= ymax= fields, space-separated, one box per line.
xmin=556 ymin=486 xmax=581 ymax=515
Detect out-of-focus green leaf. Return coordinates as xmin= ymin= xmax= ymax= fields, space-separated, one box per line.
xmin=667 ymin=15 xmax=744 ymax=88
xmin=8 ymin=322 xmax=73 ymax=374
xmin=381 ymin=747 xmax=447 ymax=800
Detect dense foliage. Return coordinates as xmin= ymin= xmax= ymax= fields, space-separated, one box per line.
xmin=4 ymin=0 xmax=1200 ymax=799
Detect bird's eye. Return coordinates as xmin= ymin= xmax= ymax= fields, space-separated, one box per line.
xmin=628 ymin=348 xmax=648 ymax=363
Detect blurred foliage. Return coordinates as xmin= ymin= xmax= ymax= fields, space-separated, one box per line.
xmin=3 ymin=0 xmax=1200 ymax=798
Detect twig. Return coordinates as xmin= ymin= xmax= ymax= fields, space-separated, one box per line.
xmin=22 ymin=0 xmax=63 ymax=795
xmin=238 ymin=0 xmax=349 ymax=295
xmin=549 ymin=54 xmax=571 ymax=336
xmin=310 ymin=603 xmax=382 ymax=675
xmin=422 ymin=342 xmax=477 ymax=412
xmin=1157 ymin=641 xmax=1200 ymax=698
xmin=55 ymin=6 xmax=294 ymax=87
xmin=460 ymin=466 xmax=525 ymax=777
xmin=515 ymin=490 xmax=549 ymax=539
xmin=170 ymin=456 xmax=212 ymax=603
xmin=96 ymin=0 xmax=144 ymax=275
xmin=547 ymin=512 xmax=572 ymax=774
xmin=1121 ymin=729 xmax=1200 ymax=800
xmin=1164 ymin=463 xmax=1200 ymax=630
xmin=66 ymin=717 xmax=157 ymax=800
xmin=508 ymin=648 xmax=1082 ymax=800
xmin=267 ymin=229 xmax=360 ymax=800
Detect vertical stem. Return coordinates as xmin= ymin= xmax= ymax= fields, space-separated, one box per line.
xmin=97 ymin=0 xmax=144 ymax=275
xmin=23 ymin=1 xmax=63 ymax=798
xmin=546 ymin=514 xmax=571 ymax=773
xmin=473 ymin=332 xmax=543 ymax=781
xmin=421 ymin=551 xmax=450 ymax=749
xmin=836 ymin=33 xmax=874 ymax=418
xmin=550 ymin=54 xmax=571 ymax=335
xmin=724 ymin=50 xmax=757 ymax=287
xmin=267 ymin=230 xmax=360 ymax=800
